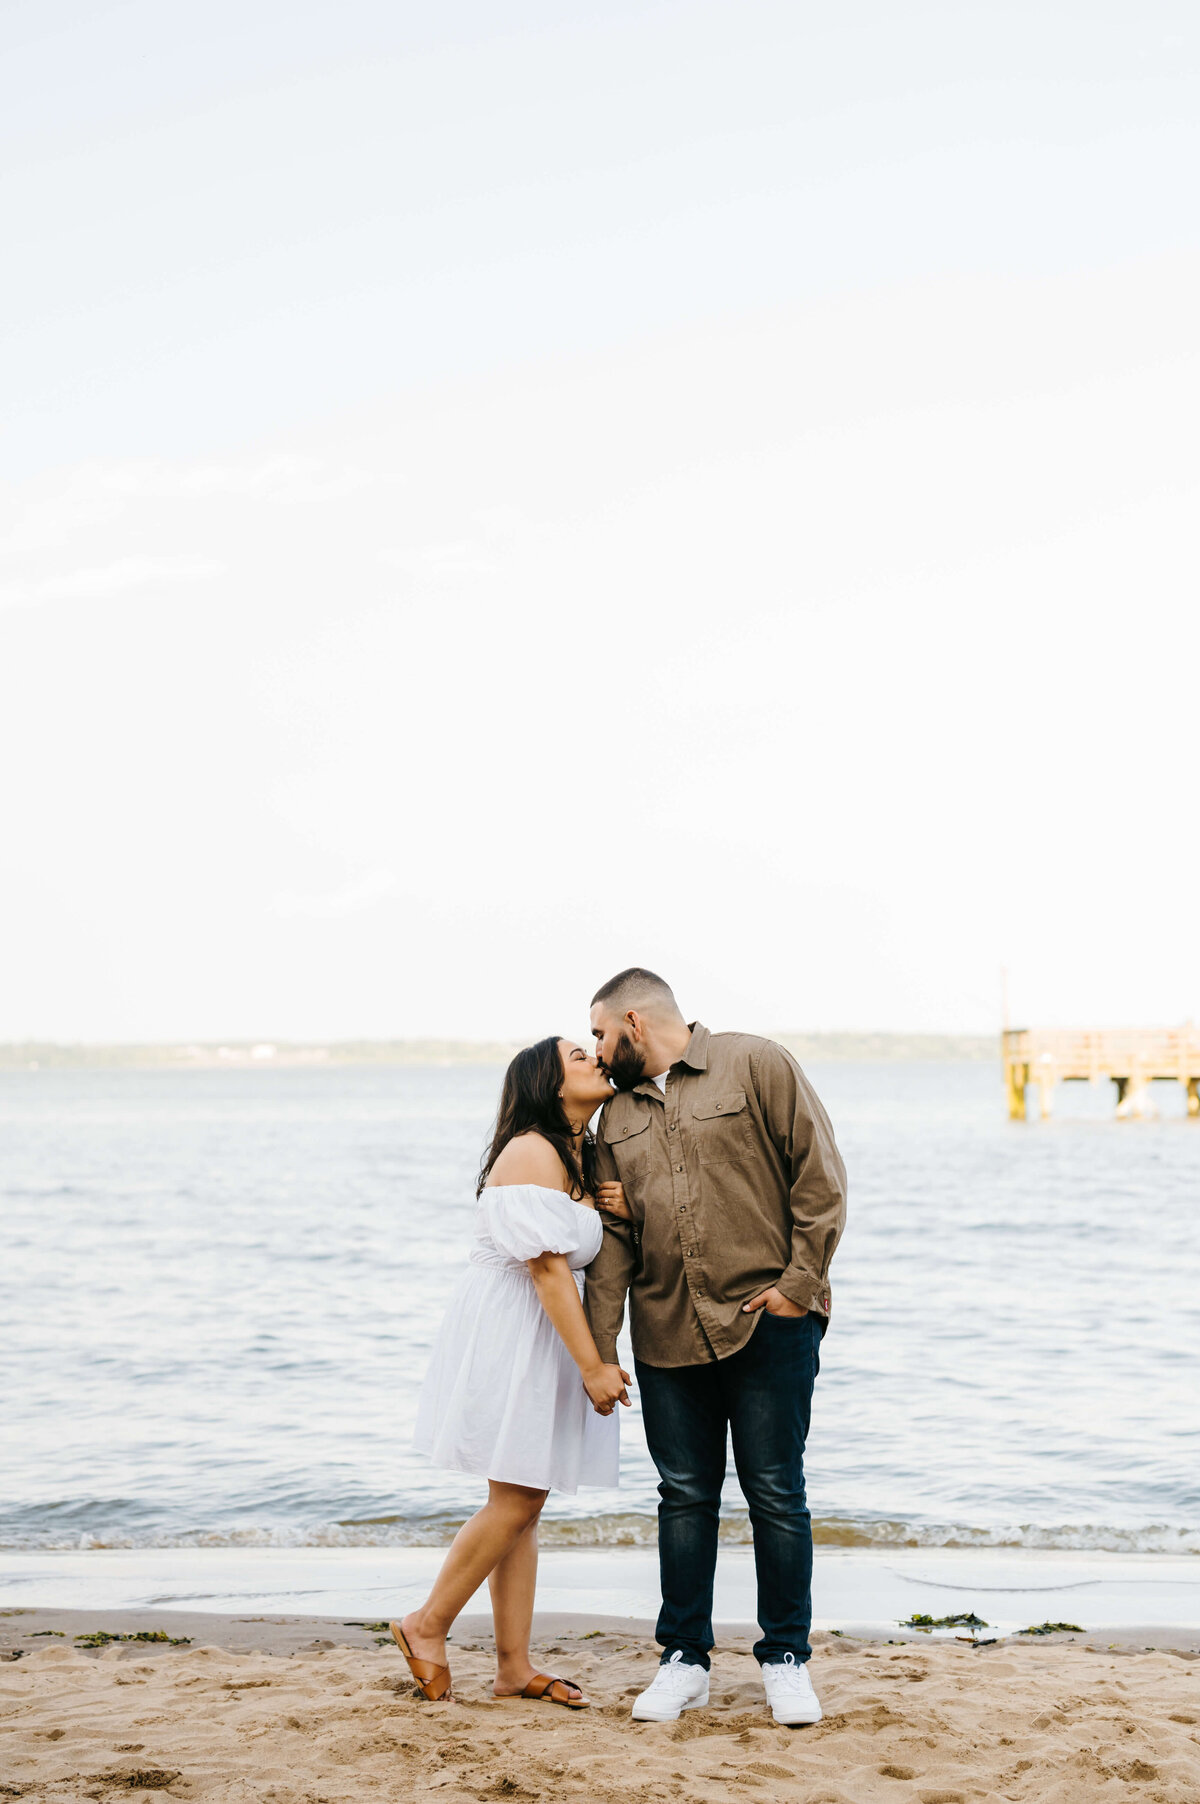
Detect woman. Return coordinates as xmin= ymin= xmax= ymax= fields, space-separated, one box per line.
xmin=393 ymin=1037 xmax=631 ymax=1708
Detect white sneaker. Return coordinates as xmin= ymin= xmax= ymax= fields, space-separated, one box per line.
xmin=631 ymin=1649 xmax=710 ymax=1721
xmin=761 ymin=1653 xmax=822 ymax=1724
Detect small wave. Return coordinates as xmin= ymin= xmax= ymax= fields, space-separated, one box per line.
xmin=807 ymin=1517 xmax=1200 ymax=1556
xmin=2 ymin=1512 xmax=1198 ymax=1556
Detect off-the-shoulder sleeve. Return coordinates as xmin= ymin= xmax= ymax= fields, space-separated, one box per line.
xmin=478 ymin=1185 xmax=585 ymax=1261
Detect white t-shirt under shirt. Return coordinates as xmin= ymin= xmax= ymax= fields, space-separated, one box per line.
xmin=651 ymin=1071 xmax=669 ymax=1093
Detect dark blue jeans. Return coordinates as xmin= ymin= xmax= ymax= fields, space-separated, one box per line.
xmin=635 ymin=1310 xmax=821 ymax=1669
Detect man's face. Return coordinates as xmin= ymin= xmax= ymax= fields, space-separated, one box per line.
xmin=590 ymin=1004 xmax=647 ymax=1092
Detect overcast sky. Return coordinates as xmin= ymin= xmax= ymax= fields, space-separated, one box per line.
xmin=2 ymin=1 xmax=1198 ymax=1042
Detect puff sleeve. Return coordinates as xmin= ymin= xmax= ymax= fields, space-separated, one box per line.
xmin=477 ymin=1185 xmax=586 ymax=1261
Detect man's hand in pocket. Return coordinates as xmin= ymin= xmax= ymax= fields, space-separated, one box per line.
xmin=742 ymin=1286 xmax=808 ymax=1318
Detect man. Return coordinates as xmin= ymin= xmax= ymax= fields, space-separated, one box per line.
xmin=586 ymin=968 xmax=846 ymax=1726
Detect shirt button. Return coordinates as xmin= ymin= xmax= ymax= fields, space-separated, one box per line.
xmin=679 ymin=1206 xmax=686 ymax=1212
xmin=675 ymin=1164 xmax=683 ymax=1172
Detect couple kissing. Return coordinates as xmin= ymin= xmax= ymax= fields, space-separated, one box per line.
xmin=395 ymin=967 xmax=847 ymax=1726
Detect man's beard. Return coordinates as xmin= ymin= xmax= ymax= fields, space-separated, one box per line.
xmin=604 ymin=1030 xmax=647 ymax=1092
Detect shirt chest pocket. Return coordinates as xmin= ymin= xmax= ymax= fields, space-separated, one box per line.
xmin=603 ymin=1113 xmax=652 ymax=1183
xmin=691 ymin=1090 xmax=753 ymax=1164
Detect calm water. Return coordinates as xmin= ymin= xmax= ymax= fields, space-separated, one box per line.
xmin=2 ymin=1063 xmax=1197 ymax=1554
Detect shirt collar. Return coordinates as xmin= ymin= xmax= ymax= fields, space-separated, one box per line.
xmin=681 ymin=1021 xmax=710 ymax=1071
xmin=633 ymin=1021 xmax=710 ymax=1098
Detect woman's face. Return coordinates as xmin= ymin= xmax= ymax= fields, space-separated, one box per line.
xmin=558 ymin=1039 xmax=614 ymax=1120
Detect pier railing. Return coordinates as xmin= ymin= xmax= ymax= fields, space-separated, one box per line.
xmin=1002 ymin=1024 xmax=1200 ymax=1119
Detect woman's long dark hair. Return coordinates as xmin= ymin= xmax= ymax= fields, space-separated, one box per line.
xmin=477 ymin=1035 xmax=596 ymax=1200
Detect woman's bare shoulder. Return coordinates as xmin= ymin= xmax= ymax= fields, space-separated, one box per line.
xmin=486 ymin=1133 xmax=570 ymax=1190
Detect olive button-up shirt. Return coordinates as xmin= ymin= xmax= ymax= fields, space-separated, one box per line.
xmin=585 ymin=1023 xmax=847 ymax=1369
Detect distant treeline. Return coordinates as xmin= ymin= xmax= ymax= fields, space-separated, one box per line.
xmin=2 ymin=1033 xmax=999 ymax=1070
xmin=777 ymin=1033 xmax=997 ymax=1064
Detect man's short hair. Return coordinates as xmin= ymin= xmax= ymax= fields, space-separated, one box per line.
xmin=590 ymin=967 xmax=681 ymax=1017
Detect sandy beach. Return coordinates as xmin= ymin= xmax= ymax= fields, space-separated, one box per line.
xmin=3 ymin=1609 xmax=1199 ymax=1803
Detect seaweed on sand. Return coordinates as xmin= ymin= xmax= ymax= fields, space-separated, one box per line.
xmin=73 ymin=1630 xmax=192 ymax=1649
xmin=902 ymin=1612 xmax=989 ymax=1630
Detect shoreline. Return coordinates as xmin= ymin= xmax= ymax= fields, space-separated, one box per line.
xmin=0 ymin=1032 xmax=1001 ymax=1070
xmin=4 ymin=1545 xmax=1199 ymax=1642
xmin=3 ymin=1605 xmax=1200 ymax=1660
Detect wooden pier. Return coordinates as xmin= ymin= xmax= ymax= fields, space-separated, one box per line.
xmin=1002 ymin=1025 xmax=1200 ymax=1120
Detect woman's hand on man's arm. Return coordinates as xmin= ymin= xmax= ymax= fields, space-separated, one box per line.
xmin=596 ymin=1181 xmax=630 ymax=1219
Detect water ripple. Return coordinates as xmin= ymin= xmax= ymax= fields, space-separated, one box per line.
xmin=1 ymin=1062 xmax=1197 ymax=1553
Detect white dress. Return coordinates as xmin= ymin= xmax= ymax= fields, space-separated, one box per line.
xmin=412 ymin=1184 xmax=620 ymax=1494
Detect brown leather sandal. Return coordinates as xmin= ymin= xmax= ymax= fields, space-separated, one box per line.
xmin=389 ymin=1621 xmax=452 ymax=1701
xmin=517 ymin=1672 xmax=588 ymax=1709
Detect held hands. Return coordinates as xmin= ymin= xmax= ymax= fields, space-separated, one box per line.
xmin=584 ymin=1363 xmax=633 ymax=1416
xmin=742 ymin=1286 xmax=808 ymax=1318
xmin=595 ymin=1181 xmax=631 ymax=1220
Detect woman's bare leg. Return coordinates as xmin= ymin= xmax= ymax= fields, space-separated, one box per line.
xmin=400 ymin=1481 xmax=547 ymax=1673
xmin=489 ymin=1515 xmax=540 ymax=1695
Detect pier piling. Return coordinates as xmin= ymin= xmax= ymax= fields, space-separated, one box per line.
xmin=1002 ymin=1025 xmax=1200 ymax=1121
